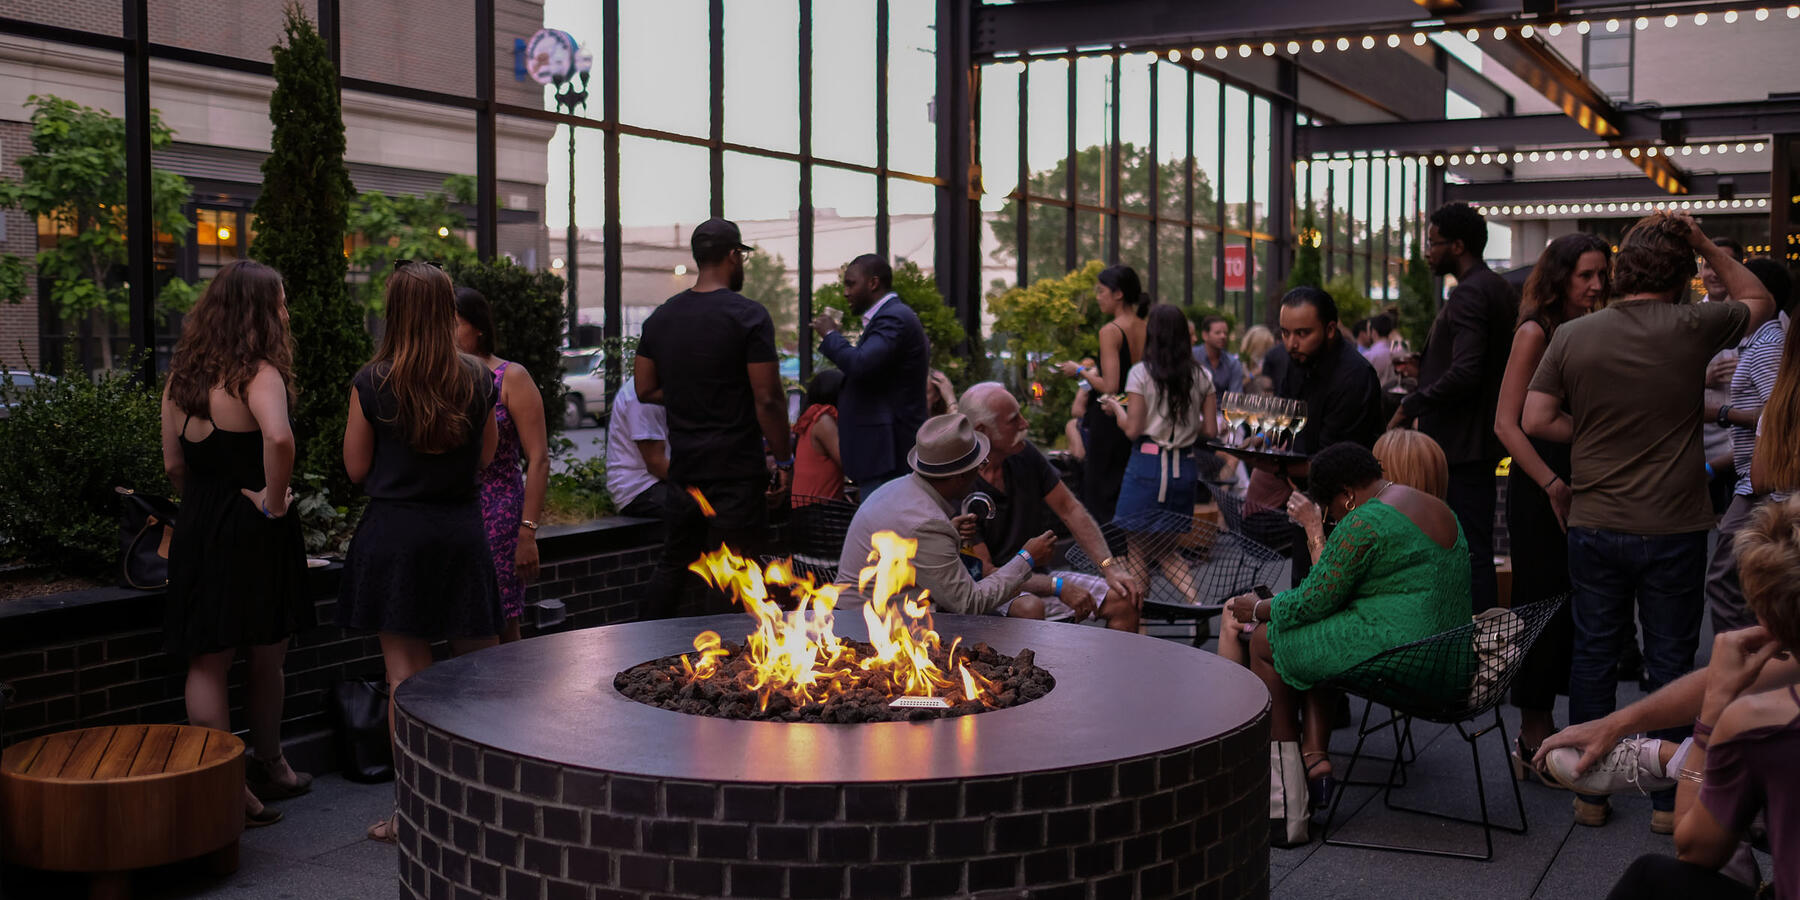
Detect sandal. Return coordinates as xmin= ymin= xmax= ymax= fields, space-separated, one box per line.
xmin=246 ymin=753 xmax=315 ymax=801
xmin=1303 ymin=751 xmax=1336 ymax=812
xmin=367 ymin=812 xmax=398 ymax=844
xmin=1511 ymin=734 xmax=1553 ymax=786
xmin=246 ymin=792 xmax=283 ymax=828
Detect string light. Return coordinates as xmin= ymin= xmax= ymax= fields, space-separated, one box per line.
xmin=1466 ymin=28 xmax=1480 ymax=41
xmin=1665 ymin=13 xmax=1679 ymax=26
xmin=1548 ymin=22 xmax=1563 ymax=35
xmin=1756 ymin=7 xmax=1770 ymax=20
xmin=1724 ymin=9 xmax=1739 ymax=22
xmin=1387 ymin=34 xmax=1401 ymax=48
xmin=1263 ymin=42 xmax=1277 ymax=55
xmin=1311 ymin=38 xmax=1325 ymax=52
xmin=1412 ymin=32 xmax=1428 ymax=45
xmin=1287 ymin=40 xmax=1301 ymax=53
xmin=1577 ymin=20 xmax=1592 ymax=33
xmin=1335 ymin=37 xmax=1350 ymax=50
xmin=1168 ymin=48 xmax=1182 ymax=61
xmin=1695 ymin=12 xmax=1709 ymax=24
xmin=1520 ymin=24 xmax=1535 ymax=38
xmin=1635 ymin=17 xmax=1649 ymax=30
xmin=1360 ymin=35 xmax=1375 ymax=49
xmin=1493 ymin=26 xmax=1507 ymax=39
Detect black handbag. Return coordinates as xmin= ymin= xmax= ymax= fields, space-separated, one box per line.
xmin=116 ymin=486 xmax=178 ymax=590
xmin=330 ymin=677 xmax=395 ymax=783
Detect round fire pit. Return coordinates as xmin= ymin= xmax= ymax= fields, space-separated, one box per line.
xmin=391 ymin=614 xmax=1271 ymax=899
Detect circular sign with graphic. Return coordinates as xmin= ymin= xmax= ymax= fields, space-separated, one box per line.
xmin=524 ymin=29 xmax=579 ymax=85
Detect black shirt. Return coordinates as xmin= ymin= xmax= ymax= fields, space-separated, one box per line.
xmin=353 ymin=360 xmax=494 ymax=502
xmin=1400 ymin=262 xmax=1520 ymax=464
xmin=1263 ymin=336 xmax=1384 ymax=455
xmin=636 ymin=288 xmax=778 ymax=483
xmin=975 ymin=442 xmax=1064 ymax=560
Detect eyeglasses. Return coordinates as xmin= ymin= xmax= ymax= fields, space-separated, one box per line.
xmin=392 ymin=259 xmax=445 ymax=271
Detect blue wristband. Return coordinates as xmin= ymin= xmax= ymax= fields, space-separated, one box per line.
xmin=1705 ymin=461 xmax=1715 ymax=477
xmin=1016 ymin=549 xmax=1033 ymax=566
xmin=1053 ymin=575 xmax=1064 ymax=597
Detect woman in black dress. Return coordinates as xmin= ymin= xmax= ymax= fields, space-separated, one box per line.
xmin=340 ymin=262 xmax=500 ymax=843
xmin=161 ymin=259 xmax=314 ymax=827
xmin=1494 ymin=233 xmax=1610 ymax=779
xmin=1059 ymin=265 xmax=1148 ymax=523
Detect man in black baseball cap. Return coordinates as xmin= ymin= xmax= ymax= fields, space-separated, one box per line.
xmin=634 ymin=216 xmax=791 ymax=617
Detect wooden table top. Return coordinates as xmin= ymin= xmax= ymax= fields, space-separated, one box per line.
xmin=1 ymin=725 xmax=241 ymax=783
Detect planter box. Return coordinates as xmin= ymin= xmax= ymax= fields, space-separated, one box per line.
xmin=0 ymin=516 xmax=661 ymax=773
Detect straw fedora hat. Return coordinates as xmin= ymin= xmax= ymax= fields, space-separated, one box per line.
xmin=907 ymin=414 xmax=990 ymax=478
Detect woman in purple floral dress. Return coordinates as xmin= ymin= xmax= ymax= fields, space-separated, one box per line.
xmin=454 ymin=287 xmax=551 ymax=642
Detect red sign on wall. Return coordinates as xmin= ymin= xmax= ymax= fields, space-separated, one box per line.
xmin=1222 ymin=245 xmax=1248 ymax=292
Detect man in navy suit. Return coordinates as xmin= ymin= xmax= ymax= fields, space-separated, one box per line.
xmin=811 ymin=254 xmax=931 ymax=496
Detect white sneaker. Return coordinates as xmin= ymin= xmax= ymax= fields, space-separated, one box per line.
xmin=1544 ymin=737 xmax=1676 ymax=795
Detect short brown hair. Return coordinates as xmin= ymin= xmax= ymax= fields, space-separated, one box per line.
xmin=1735 ymin=496 xmax=1800 ymax=648
xmin=1373 ymin=430 xmax=1449 ymax=500
xmin=1611 ymin=213 xmax=1697 ymax=298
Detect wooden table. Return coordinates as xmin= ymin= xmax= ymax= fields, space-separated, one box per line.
xmin=1 ymin=725 xmax=245 ymax=899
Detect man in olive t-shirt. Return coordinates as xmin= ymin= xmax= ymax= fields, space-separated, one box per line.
xmin=1525 ymin=213 xmax=1772 ymax=828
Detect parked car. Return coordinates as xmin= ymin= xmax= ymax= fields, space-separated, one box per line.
xmin=0 ymin=370 xmax=54 ymax=420
xmin=559 ymin=349 xmax=609 ymax=429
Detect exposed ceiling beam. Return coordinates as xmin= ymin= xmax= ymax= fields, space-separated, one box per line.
xmin=1444 ymin=170 xmax=1767 ymax=203
xmin=1300 ymin=99 xmax=1800 ymax=152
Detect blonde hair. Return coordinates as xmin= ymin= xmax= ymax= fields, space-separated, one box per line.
xmin=1239 ymin=325 xmax=1276 ymax=369
xmin=1735 ymin=496 xmax=1800 ymax=648
xmin=1373 ymin=430 xmax=1450 ymax=500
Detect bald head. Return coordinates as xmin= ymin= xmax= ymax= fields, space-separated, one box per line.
xmin=958 ymin=382 xmax=1028 ymax=458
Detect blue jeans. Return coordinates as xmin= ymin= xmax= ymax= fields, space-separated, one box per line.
xmin=1567 ymin=527 xmax=1707 ymax=811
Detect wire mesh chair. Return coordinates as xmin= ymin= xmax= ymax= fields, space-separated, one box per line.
xmin=777 ymin=496 xmax=860 ymax=584
xmin=1064 ymin=509 xmax=1288 ymax=645
xmin=1316 ymin=595 xmax=1566 ymax=861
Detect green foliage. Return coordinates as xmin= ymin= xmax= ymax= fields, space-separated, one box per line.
xmin=445 ymin=257 xmax=568 ymax=440
xmin=544 ymin=455 xmax=616 ymax=524
xmin=0 ymin=95 xmax=197 ymax=369
xmin=0 ymin=353 xmax=169 ymax=576
xmin=989 ymin=143 xmax=1223 ymax=303
xmin=348 ymin=175 xmax=479 ymax=312
xmin=813 ymin=259 xmax=969 ymax=380
xmin=741 ymin=249 xmax=798 ymax=351
xmin=986 ymin=261 xmax=1106 ymax=445
xmin=1288 ymin=205 xmax=1324 ymax=291
xmin=250 ymin=4 xmax=367 ymax=508
xmin=1396 ymin=246 xmax=1438 ymax=348
xmin=291 ymin=471 xmax=359 ymax=556
xmin=1323 ymin=273 xmax=1375 ymax=331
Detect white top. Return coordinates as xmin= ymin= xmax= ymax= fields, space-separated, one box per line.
xmin=1125 ymin=361 xmax=1213 ymax=449
xmin=604 ymin=376 xmax=668 ymax=509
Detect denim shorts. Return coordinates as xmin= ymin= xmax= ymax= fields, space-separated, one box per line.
xmin=1112 ymin=440 xmax=1197 ymax=532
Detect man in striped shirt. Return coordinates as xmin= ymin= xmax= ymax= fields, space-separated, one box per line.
xmin=1704 ymin=258 xmax=1793 ymax=633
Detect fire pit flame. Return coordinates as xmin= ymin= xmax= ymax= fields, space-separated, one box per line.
xmin=683 ymin=530 xmax=992 ymax=710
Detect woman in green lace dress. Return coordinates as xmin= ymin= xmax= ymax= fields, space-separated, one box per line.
xmin=1224 ymin=442 xmax=1471 ymax=845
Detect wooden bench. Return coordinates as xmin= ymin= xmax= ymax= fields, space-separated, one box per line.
xmin=1 ymin=725 xmax=244 ymax=899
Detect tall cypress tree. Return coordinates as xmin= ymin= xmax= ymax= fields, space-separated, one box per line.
xmin=251 ymin=4 xmax=366 ymax=504
xmin=1286 ymin=206 xmax=1324 ymax=292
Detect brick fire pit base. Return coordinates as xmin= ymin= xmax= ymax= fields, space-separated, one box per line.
xmin=391 ymin=615 xmax=1271 ymax=899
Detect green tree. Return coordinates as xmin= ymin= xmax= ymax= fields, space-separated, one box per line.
xmin=1396 ymin=245 xmax=1438 ymax=348
xmin=446 ymin=257 xmax=568 ymax=440
xmin=251 ymin=3 xmax=366 ymax=505
xmin=1323 ymin=272 xmax=1375 ymax=332
xmin=986 ymin=261 xmax=1106 ymax=444
xmin=741 ymin=248 xmax=798 ymax=351
xmin=989 ymin=144 xmax=1221 ymax=304
xmin=348 ymin=174 xmax=479 ymax=312
xmin=1287 ymin=205 xmax=1324 ymax=291
xmin=0 ymin=95 xmax=197 ymax=371
xmin=813 ymin=259 xmax=968 ymax=381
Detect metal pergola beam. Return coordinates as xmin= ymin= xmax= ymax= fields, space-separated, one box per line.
xmin=1444 ymin=170 xmax=1768 ymax=203
xmin=1301 ymin=99 xmax=1800 ymax=154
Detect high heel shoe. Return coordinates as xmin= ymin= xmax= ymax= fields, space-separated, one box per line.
xmin=1303 ymin=751 xmax=1336 ymax=812
xmin=247 ymin=752 xmax=315 ymax=802
xmin=1510 ymin=735 xmax=1552 ymax=786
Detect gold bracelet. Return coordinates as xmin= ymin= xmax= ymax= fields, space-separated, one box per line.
xmin=1099 ymin=556 xmax=1118 ymax=569
xmin=520 ymin=519 xmax=539 ymax=531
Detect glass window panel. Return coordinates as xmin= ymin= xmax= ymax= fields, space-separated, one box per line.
xmin=1027 ymin=59 xmax=1070 ymax=201
xmin=1157 ymin=223 xmax=1186 ymax=304
xmin=152 ymin=0 xmax=284 ymax=64
xmin=1118 ymin=56 xmax=1151 ymax=214
xmin=1157 ymin=63 xmax=1189 ymax=221
xmin=980 ymin=63 xmax=1022 ymax=213
xmin=813 ymin=166 xmax=878 ymax=221
xmin=1194 ymin=229 xmax=1220 ymax=307
xmin=620 ymin=136 xmax=708 ymax=334
xmin=724 ymin=0 xmax=800 ymax=153
xmin=1073 ymin=57 xmax=1112 ymax=208
xmin=887 ymin=1 xmax=936 ymax=175
xmin=493 ymin=113 xmax=557 ymax=273
xmin=342 ymin=0 xmax=475 ymax=97
xmin=1023 ymin=202 xmax=1067 ymax=285
xmin=724 ymin=153 xmax=801 ymax=352
xmin=618 ymin=0 xmax=709 ymax=136
xmin=9 ymin=0 xmax=119 ymax=33
xmin=1253 ymin=97 xmax=1272 ymax=235
xmin=889 ymin=179 xmax=935 ymax=273
xmin=811 ymin=0 xmax=878 ymax=166
xmin=527 ymin=114 xmax=593 ymax=331
xmin=1222 ymin=86 xmax=1249 ymax=230
xmin=1369 ymin=158 xmax=1387 ymax=297
xmin=1119 ymin=217 xmax=1152 ymax=277
xmin=1191 ymin=74 xmax=1220 ymax=227
xmin=1078 ymin=211 xmax=1106 ymax=268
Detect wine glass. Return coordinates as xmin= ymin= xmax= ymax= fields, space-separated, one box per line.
xmin=1289 ymin=401 xmax=1310 ymax=451
xmin=1272 ymin=399 xmax=1296 ymax=451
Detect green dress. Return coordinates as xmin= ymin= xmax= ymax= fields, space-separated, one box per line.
xmin=1265 ymin=499 xmax=1471 ymax=691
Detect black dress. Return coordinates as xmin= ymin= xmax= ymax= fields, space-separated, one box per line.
xmin=337 ymin=363 xmax=503 ymax=639
xmin=1081 ymin=322 xmax=1136 ymax=524
xmin=1508 ymin=434 xmax=1575 ymax=711
xmin=164 ymin=421 xmax=312 ymax=657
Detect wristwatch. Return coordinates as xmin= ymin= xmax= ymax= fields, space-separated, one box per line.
xmin=1716 ymin=404 xmax=1733 ymax=428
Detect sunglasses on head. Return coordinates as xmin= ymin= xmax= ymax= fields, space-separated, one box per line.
xmin=392 ymin=259 xmax=445 ymax=271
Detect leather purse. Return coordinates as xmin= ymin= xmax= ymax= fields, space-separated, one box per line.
xmin=330 ymin=677 xmax=395 ymax=783
xmin=116 ymin=486 xmax=178 ymax=590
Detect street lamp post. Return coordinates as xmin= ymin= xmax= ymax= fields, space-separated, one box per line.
xmin=525 ymin=28 xmax=591 ymax=345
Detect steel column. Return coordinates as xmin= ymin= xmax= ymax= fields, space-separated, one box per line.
xmin=475 ymin=0 xmax=497 ymax=261
xmin=876 ymin=0 xmax=890 ymax=261
xmin=799 ymin=0 xmax=815 ymax=381
xmin=123 ymin=0 xmax=154 ymax=382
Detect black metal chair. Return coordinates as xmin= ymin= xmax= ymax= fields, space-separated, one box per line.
xmin=1064 ymin=509 xmax=1287 ymax=646
xmin=1316 ymin=595 xmax=1566 ymax=861
xmin=777 ymin=496 xmax=859 ymax=584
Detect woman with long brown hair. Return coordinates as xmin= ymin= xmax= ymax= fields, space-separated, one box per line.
xmin=1495 ymin=232 xmax=1611 ymax=779
xmin=340 ymin=262 xmax=500 ymax=843
xmin=161 ymin=258 xmax=313 ymax=827
xmin=1752 ymin=325 xmax=1800 ymax=495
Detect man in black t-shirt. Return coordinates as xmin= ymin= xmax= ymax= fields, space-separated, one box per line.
xmin=957 ymin=383 xmax=1143 ymax=629
xmin=635 ymin=218 xmax=794 ymax=617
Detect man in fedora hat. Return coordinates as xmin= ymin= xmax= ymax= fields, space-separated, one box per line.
xmin=836 ymin=414 xmax=1065 ymax=617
